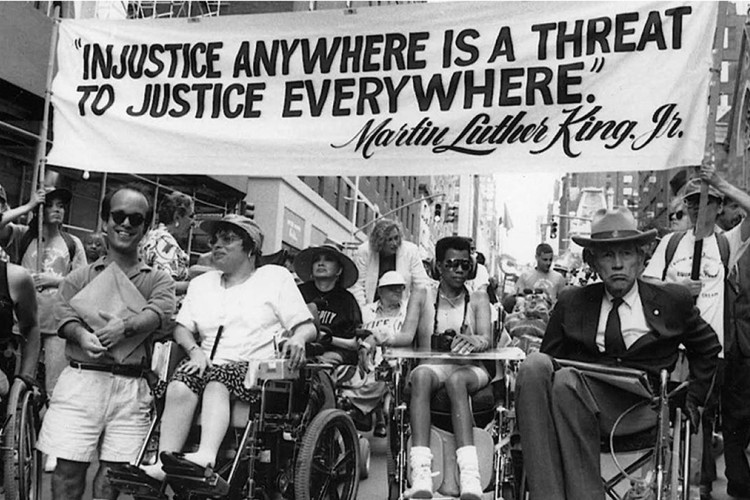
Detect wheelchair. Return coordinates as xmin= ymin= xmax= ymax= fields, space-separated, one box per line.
xmin=0 ymin=338 xmax=44 ymax=500
xmin=109 ymin=342 xmax=361 ymax=500
xmin=548 ymin=360 xmax=693 ymax=500
xmin=384 ymin=346 xmax=525 ymax=500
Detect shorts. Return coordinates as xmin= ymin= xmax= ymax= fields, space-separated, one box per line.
xmin=171 ymin=360 xmax=255 ymax=403
xmin=37 ymin=366 xmax=153 ymax=463
xmin=410 ymin=363 xmax=490 ymax=388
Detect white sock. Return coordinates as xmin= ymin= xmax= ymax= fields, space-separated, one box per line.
xmin=410 ymin=446 xmax=432 ymax=466
xmin=455 ymin=445 xmax=479 ymax=471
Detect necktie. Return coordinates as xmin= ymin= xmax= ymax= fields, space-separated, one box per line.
xmin=605 ymin=297 xmax=626 ymax=355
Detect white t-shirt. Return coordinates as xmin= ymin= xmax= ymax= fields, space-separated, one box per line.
xmin=361 ymin=301 xmax=407 ymax=346
xmin=643 ymin=226 xmax=748 ymax=355
xmin=176 ymin=265 xmax=312 ymax=365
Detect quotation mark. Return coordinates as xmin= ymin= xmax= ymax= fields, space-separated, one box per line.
xmin=74 ymin=38 xmax=82 ymax=50
xmin=590 ymin=57 xmax=605 ymax=73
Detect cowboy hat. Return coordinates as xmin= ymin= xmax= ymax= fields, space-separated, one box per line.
xmin=571 ymin=207 xmax=657 ymax=247
xmin=294 ymin=244 xmax=358 ymax=289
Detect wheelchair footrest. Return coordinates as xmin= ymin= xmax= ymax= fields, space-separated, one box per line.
xmin=107 ymin=465 xmax=167 ymax=500
xmin=166 ymin=473 xmax=230 ymax=498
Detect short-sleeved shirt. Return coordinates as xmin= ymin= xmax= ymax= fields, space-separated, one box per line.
xmin=21 ymin=234 xmax=87 ymax=335
xmin=0 ymin=223 xmax=28 ymax=264
xmin=361 ymin=300 xmax=407 ymax=346
xmin=643 ymin=226 xmax=748 ymax=354
xmin=516 ymin=268 xmax=567 ymax=303
xmin=177 ymin=265 xmax=312 ymax=365
xmin=298 ymin=281 xmax=362 ymax=364
xmin=139 ymin=223 xmax=189 ymax=281
xmin=56 ymin=256 xmax=176 ymax=365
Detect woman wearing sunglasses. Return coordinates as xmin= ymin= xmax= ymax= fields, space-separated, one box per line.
xmin=389 ymin=236 xmax=493 ymax=500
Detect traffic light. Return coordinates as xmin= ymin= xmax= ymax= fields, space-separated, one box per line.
xmin=244 ymin=202 xmax=255 ymax=220
xmin=445 ymin=205 xmax=458 ymax=223
xmin=550 ymin=221 xmax=558 ymax=239
xmin=434 ymin=203 xmax=442 ymax=221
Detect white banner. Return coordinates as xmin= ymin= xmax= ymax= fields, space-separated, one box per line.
xmin=47 ymin=1 xmax=717 ymax=175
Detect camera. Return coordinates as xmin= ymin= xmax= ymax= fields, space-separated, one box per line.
xmin=431 ymin=329 xmax=457 ymax=352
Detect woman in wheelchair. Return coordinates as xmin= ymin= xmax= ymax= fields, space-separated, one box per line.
xmin=389 ymin=236 xmax=492 ymax=500
xmin=131 ymin=214 xmax=316 ymax=484
xmin=293 ymin=244 xmax=361 ymax=366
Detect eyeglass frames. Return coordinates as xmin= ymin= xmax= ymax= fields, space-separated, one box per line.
xmin=110 ymin=211 xmax=146 ymax=227
xmin=443 ymin=259 xmax=472 ymax=271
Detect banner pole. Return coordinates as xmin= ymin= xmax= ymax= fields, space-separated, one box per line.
xmin=692 ymin=6 xmax=726 ymax=280
xmin=33 ymin=7 xmax=60 ymax=272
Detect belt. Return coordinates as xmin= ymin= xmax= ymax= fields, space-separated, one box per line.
xmin=69 ymin=361 xmax=147 ymax=378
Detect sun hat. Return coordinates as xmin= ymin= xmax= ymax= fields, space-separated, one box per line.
xmin=200 ymin=214 xmax=264 ymax=251
xmin=294 ymin=244 xmax=359 ymax=289
xmin=571 ymin=207 xmax=657 ymax=247
xmin=682 ymin=178 xmax=723 ymax=201
xmin=378 ymin=271 xmax=406 ymax=288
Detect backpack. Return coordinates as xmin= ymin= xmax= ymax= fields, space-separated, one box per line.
xmin=17 ymin=229 xmax=77 ymax=268
xmin=661 ymin=230 xmax=729 ymax=281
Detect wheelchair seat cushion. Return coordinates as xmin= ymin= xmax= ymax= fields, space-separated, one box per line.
xmin=430 ymin=381 xmax=501 ymax=414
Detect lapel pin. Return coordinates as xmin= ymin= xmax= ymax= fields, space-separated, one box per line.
xmin=653 ymin=309 xmax=660 ymax=316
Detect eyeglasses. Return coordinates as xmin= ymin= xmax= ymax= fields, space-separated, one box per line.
xmin=669 ymin=210 xmax=684 ymax=222
xmin=210 ymin=230 xmax=243 ymax=247
xmin=110 ymin=211 xmax=146 ymax=227
xmin=443 ymin=259 xmax=472 ymax=271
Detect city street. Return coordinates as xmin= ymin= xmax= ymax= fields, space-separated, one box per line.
xmin=36 ymin=431 xmax=741 ymax=499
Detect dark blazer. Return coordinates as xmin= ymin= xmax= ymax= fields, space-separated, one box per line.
xmin=541 ymin=280 xmax=720 ymax=404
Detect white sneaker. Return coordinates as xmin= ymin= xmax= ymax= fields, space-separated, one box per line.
xmin=459 ymin=472 xmax=483 ymax=500
xmin=406 ymin=465 xmax=433 ymax=499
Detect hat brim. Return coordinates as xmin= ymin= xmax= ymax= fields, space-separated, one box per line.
xmin=294 ymin=247 xmax=358 ymax=289
xmin=572 ymin=228 xmax=657 ymax=247
xmin=199 ymin=219 xmax=253 ymax=241
xmin=45 ymin=188 xmax=72 ymax=204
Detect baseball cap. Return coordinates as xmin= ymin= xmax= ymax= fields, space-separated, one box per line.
xmin=682 ymin=178 xmax=723 ymax=201
xmin=378 ymin=271 xmax=406 ymax=288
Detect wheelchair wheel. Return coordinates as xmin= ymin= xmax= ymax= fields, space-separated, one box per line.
xmin=358 ymin=436 xmax=370 ymax=480
xmin=294 ymin=409 xmax=359 ymax=500
xmin=3 ymin=380 xmax=41 ymax=500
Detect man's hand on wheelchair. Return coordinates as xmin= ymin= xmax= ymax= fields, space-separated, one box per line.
xmin=685 ymin=395 xmax=702 ymax=433
xmin=451 ymin=333 xmax=489 ymax=354
xmin=14 ymin=374 xmax=46 ymax=404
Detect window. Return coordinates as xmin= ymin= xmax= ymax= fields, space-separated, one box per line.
xmin=345 ymin=184 xmax=352 ymax=219
xmin=334 ymin=177 xmax=341 ymax=209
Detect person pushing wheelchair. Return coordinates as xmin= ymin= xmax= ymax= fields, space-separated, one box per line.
xmin=516 ymin=207 xmax=721 ymax=500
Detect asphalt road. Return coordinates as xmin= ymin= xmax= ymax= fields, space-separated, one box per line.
xmin=37 ymin=434 xmax=741 ymax=499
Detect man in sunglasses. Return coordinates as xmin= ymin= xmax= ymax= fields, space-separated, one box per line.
xmin=37 ymin=183 xmax=176 ymax=500
xmin=643 ymin=164 xmax=750 ymax=499
xmin=517 ymin=207 xmax=720 ymax=500
xmin=388 ymin=236 xmax=493 ymax=500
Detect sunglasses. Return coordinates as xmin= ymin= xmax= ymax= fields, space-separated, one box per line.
xmin=443 ymin=259 xmax=472 ymax=271
xmin=668 ymin=210 xmax=684 ymax=222
xmin=110 ymin=211 xmax=146 ymax=227
xmin=209 ymin=230 xmax=243 ymax=247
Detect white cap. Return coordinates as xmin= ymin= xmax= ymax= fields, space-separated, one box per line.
xmin=378 ymin=271 xmax=406 ymax=288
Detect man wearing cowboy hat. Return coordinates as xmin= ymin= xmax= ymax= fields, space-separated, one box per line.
xmin=516 ymin=206 xmax=720 ymax=500
xmin=294 ymin=244 xmax=362 ymax=366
